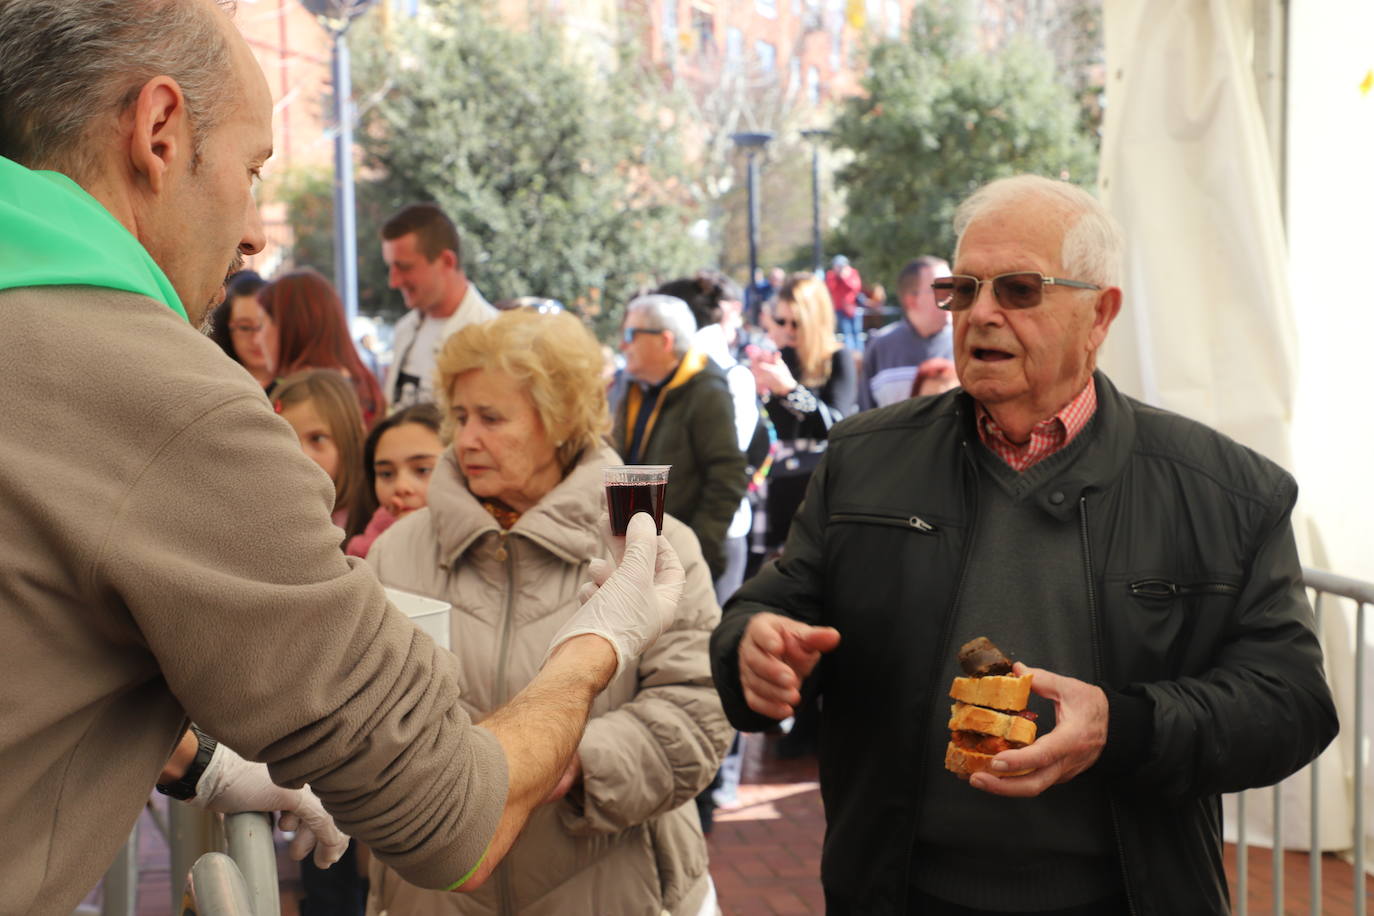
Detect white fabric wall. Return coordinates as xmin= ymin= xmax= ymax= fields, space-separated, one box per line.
xmin=1098 ymin=0 xmax=1355 ymax=852
xmin=1286 ymin=0 xmax=1374 ymax=867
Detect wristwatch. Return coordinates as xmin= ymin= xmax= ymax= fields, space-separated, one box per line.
xmin=155 ymin=725 xmax=218 ymax=801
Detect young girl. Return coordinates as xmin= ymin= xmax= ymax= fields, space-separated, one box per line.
xmin=345 ymin=404 xmax=444 ymax=558
xmin=272 ymin=369 xmax=368 ymax=531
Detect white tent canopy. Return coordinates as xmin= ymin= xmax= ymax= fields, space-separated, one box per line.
xmin=1099 ymin=0 xmax=1373 ymax=859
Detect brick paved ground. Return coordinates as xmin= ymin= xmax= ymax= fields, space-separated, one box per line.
xmin=100 ymin=733 xmax=1370 ymax=914
xmin=708 ymin=735 xmax=826 ymax=915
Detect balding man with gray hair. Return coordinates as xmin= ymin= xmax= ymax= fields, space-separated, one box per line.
xmin=0 ymin=2 xmax=686 ymax=910
xmin=711 ymin=174 xmax=1336 ymax=913
xmin=614 ymin=293 xmax=748 ymax=586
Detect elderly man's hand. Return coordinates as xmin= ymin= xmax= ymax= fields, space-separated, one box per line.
xmin=969 ymin=662 xmax=1108 ymax=797
xmin=738 ymin=612 xmax=840 ymax=720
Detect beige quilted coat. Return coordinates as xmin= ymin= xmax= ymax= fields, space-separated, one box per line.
xmin=364 ymin=443 xmax=731 ymax=916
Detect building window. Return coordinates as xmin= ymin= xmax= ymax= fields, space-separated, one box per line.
xmin=884 ymin=0 xmax=900 ymax=38
xmin=789 ymin=56 xmax=801 ymax=93
xmin=806 ymin=65 xmax=821 ymax=104
xmin=756 ymin=0 xmax=778 ymax=18
xmin=691 ymin=7 xmax=715 ymax=55
xmin=755 ymin=39 xmax=777 ymax=72
xmin=664 ymin=0 xmax=679 ymax=44
xmin=726 ymin=27 xmax=744 ymax=70
xmin=390 ymin=0 xmax=419 ymax=15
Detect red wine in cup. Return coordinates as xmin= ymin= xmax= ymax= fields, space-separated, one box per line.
xmin=606 ymin=482 xmax=667 ymax=535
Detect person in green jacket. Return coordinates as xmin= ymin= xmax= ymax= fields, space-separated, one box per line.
xmin=614 ymin=293 xmax=750 ymax=582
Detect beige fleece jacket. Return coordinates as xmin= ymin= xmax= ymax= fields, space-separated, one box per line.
xmin=364 ymin=444 xmax=731 ymax=916
xmin=0 ymin=286 xmax=506 ymax=915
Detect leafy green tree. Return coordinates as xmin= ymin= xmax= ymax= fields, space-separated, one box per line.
xmin=827 ymin=0 xmax=1097 ymax=293
xmin=273 ymin=166 xmax=397 ymax=320
xmin=339 ymin=4 xmax=704 ymax=339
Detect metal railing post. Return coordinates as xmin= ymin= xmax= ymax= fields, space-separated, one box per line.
xmin=1357 ymin=599 xmax=1367 ymax=916
xmin=223 ymin=813 xmax=281 ymax=916
xmin=1310 ymin=591 xmax=1324 ymax=916
xmin=1272 ymin=784 xmax=1283 ymax=915
xmin=182 ymin=852 xmax=254 ymax=916
xmin=100 ymin=819 xmax=137 ymax=916
xmin=1237 ymin=792 xmax=1248 ymax=916
xmin=170 ymin=804 xmax=222 ymax=914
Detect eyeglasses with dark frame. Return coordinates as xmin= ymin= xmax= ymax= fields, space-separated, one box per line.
xmin=622 ymin=327 xmax=666 ymax=344
xmin=932 ymin=272 xmax=1101 ymax=312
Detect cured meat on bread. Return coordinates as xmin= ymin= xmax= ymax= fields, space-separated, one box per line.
xmin=947 ymin=701 xmax=1037 ymax=745
xmin=945 ymin=638 xmax=1037 ymax=780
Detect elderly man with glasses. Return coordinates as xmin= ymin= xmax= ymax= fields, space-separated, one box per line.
xmin=710 ymin=174 xmax=1336 ymax=915
xmin=613 ymin=294 xmax=749 ymax=590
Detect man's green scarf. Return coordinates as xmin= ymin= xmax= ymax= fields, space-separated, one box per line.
xmin=0 ymin=155 xmax=187 ymax=321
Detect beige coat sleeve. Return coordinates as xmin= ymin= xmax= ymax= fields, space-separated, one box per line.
xmin=560 ymin=518 xmax=732 ymax=834
xmin=96 ymin=394 xmax=507 ymax=891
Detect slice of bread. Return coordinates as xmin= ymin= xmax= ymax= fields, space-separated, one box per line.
xmin=944 ymin=741 xmax=1034 ymax=780
xmin=948 ymin=673 xmax=1033 ymax=711
xmin=947 ymin=702 xmax=1037 ymax=746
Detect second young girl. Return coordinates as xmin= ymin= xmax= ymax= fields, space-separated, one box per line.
xmin=345 ymin=404 xmax=444 ymax=558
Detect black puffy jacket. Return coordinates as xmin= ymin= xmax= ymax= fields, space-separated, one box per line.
xmin=710 ymin=372 xmax=1338 ymax=915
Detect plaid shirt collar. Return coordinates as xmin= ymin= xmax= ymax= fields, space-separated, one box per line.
xmin=976 ymin=379 xmax=1098 ymax=472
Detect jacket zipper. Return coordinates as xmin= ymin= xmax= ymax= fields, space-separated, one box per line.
xmin=829 ymin=511 xmax=938 ymax=533
xmin=1081 ymin=498 xmax=1138 ymax=916
xmin=494 ymin=535 xmax=517 ymax=916
xmin=1128 ymin=578 xmax=1241 ymax=599
xmin=901 ymin=439 xmax=977 ymax=908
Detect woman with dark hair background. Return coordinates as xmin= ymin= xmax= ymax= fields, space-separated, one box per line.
xmin=259 ymin=268 xmax=385 ymax=427
xmin=207 ymin=270 xmax=275 ymax=388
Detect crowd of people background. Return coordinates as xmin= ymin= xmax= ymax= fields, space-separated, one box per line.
xmin=203 ymin=204 xmax=960 ymax=913
xmin=0 ymin=2 xmax=1337 ymax=916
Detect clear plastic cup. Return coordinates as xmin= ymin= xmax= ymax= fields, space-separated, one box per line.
xmin=603 ymin=465 xmax=671 ymax=535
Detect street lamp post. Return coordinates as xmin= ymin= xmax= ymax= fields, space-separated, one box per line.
xmin=800 ymin=128 xmax=830 ymax=274
xmin=730 ymin=131 xmax=774 ymax=320
xmin=300 ymin=0 xmax=378 ymax=322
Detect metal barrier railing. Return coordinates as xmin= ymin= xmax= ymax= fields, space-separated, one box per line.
xmin=1231 ymin=566 xmax=1373 ymax=915
xmin=180 ymin=853 xmax=255 ymax=915
xmin=77 ymin=809 xmax=279 ymax=916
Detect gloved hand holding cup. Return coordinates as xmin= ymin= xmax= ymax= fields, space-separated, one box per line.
xmin=544 ymin=511 xmax=684 ymax=680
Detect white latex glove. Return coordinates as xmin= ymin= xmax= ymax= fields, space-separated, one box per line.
xmin=546 ymin=511 xmax=685 ymax=679
xmin=188 ymin=743 xmax=349 ymax=868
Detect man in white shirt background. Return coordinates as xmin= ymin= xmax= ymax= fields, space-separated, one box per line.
xmin=380 ymin=203 xmax=497 ymax=409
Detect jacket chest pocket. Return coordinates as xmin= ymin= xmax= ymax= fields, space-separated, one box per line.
xmin=1104 ymin=572 xmax=1242 ymax=680
xmin=828 ymin=511 xmax=941 ymax=534
xmin=822 ymin=510 xmax=960 ymax=649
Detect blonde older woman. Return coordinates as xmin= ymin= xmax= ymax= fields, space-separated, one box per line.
xmin=364 ymin=308 xmax=730 ymax=916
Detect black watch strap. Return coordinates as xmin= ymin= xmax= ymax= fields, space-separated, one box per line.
xmin=156 ymin=725 xmax=218 ymax=801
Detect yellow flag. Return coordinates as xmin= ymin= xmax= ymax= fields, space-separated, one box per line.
xmin=846 ymin=0 xmax=865 ymax=32
xmin=1360 ymin=69 xmax=1373 ymax=96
